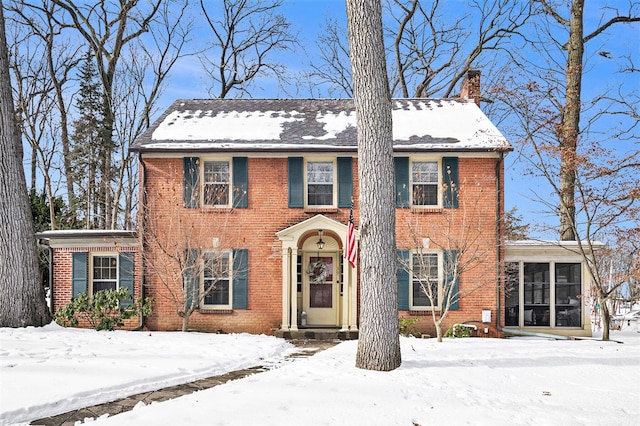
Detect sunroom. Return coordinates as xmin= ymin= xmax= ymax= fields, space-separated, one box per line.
xmin=504 ymin=240 xmax=603 ymax=338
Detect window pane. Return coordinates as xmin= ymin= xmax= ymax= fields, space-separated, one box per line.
xmin=204 ymin=252 xmax=230 ymax=306
xmin=204 ymin=161 xmax=230 ymax=206
xmin=524 ymin=263 xmax=550 ymax=326
xmin=92 ymin=256 xmax=117 ymax=295
xmin=412 ymin=253 xmax=438 ymax=307
xmin=307 ymin=161 xmax=333 ymax=206
xmin=505 ymin=262 xmax=520 ymax=326
xmin=555 ymin=263 xmax=582 ymax=327
xmin=412 ymin=161 xmax=438 ymax=206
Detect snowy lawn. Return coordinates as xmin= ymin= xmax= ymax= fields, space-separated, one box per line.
xmin=1 ymin=324 xmax=638 ymax=426
xmin=0 ymin=323 xmax=295 ymax=425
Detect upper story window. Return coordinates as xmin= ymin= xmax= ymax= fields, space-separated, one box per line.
xmin=202 ymin=251 xmax=231 ymax=308
xmin=394 ymin=157 xmax=458 ymax=209
xmin=411 ymin=252 xmax=440 ymax=308
xmin=306 ymin=160 xmax=335 ymax=207
xmin=92 ymin=255 xmax=118 ymax=294
xmin=203 ymin=160 xmax=230 ymax=207
xmin=183 ymin=157 xmax=248 ymax=209
xmin=411 ymin=161 xmax=439 ymax=206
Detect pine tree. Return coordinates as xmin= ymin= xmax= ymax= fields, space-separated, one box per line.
xmin=70 ymin=52 xmax=105 ymax=229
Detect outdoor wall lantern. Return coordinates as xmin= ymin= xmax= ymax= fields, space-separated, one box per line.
xmin=316 ymin=229 xmax=325 ymax=250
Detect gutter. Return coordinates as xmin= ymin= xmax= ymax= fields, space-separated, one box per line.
xmin=493 ymin=152 xmax=570 ymax=340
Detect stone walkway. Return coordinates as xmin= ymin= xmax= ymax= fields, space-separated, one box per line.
xmin=30 ymin=340 xmax=338 ymax=426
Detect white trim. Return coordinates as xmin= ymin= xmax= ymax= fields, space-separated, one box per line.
xmin=409 ymin=249 xmax=443 ymax=311
xmin=200 ymin=250 xmax=233 ymax=310
xmin=89 ymin=252 xmax=119 ymax=295
xmin=304 ymin=158 xmax=337 ymax=208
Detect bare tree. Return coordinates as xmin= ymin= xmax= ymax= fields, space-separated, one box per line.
xmin=0 ymin=0 xmax=51 ymax=327
xmin=142 ymin=161 xmax=248 ymax=332
xmin=198 ymin=0 xmax=298 ymax=98
xmin=7 ymin=0 xmax=191 ymax=229
xmin=304 ymin=0 xmax=532 ymax=100
xmin=389 ymin=0 xmax=533 ymax=99
xmin=347 ymin=0 xmax=401 ymax=372
xmin=400 ymin=176 xmax=499 ymax=341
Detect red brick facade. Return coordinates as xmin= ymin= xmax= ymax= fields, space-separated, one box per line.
xmin=140 ymin=155 xmax=505 ymax=337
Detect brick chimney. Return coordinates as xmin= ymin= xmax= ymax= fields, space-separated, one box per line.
xmin=460 ymin=70 xmax=481 ymax=107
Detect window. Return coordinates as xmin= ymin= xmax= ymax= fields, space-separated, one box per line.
xmin=555 ymin=263 xmax=582 ymax=327
xmin=411 ymin=253 xmax=439 ymax=308
xmin=504 ymin=262 xmax=520 ymax=326
xmin=92 ymin=255 xmax=117 ymax=295
xmin=203 ymin=160 xmax=230 ymax=206
xmin=508 ymin=261 xmax=583 ymax=328
xmin=524 ymin=263 xmax=550 ymax=326
xmin=412 ymin=161 xmax=439 ymax=206
xmin=203 ymin=251 xmax=231 ymax=308
xmin=307 ymin=161 xmax=334 ymax=206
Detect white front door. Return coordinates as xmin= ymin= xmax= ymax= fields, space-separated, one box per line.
xmin=303 ymin=253 xmax=339 ymax=326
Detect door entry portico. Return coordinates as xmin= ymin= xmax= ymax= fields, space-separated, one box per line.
xmin=276 ymin=214 xmax=358 ymax=333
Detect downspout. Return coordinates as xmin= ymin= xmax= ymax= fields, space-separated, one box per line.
xmin=134 ymin=153 xmax=147 ymax=331
xmin=494 ymin=152 xmax=569 ymax=340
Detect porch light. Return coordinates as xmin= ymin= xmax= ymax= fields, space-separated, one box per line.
xmin=316 ymin=229 xmax=325 ymax=250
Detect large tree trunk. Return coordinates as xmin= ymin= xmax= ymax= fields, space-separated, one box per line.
xmin=558 ymin=0 xmax=584 ymax=241
xmin=347 ymin=0 xmax=401 ymax=371
xmin=0 ymin=2 xmax=51 ymax=327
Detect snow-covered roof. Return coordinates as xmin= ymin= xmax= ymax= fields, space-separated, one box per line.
xmin=131 ymin=98 xmax=511 ymax=153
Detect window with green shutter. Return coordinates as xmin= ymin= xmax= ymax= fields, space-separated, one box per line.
xmin=72 ymin=252 xmax=88 ymax=298
xmin=183 ymin=157 xmax=199 ymax=208
xmin=288 ymin=157 xmax=304 ymax=208
xmin=397 ymin=250 xmax=410 ymax=310
xmin=118 ymin=252 xmax=135 ymax=308
xmin=442 ymin=157 xmax=459 ymax=208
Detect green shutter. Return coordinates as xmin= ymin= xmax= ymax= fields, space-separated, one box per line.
xmin=337 ymin=157 xmax=353 ymax=208
xmin=444 ymin=250 xmax=459 ymax=310
xmin=119 ymin=252 xmax=135 ymax=308
xmin=443 ymin=157 xmax=459 ymax=208
xmin=232 ymin=157 xmax=248 ymax=208
xmin=288 ymin=157 xmax=304 ymax=208
xmin=183 ymin=157 xmax=199 ymax=208
xmin=394 ymin=157 xmax=409 ymax=207
xmin=183 ymin=249 xmax=201 ymax=309
xmin=72 ymin=252 xmax=88 ymax=298
xmin=232 ymin=249 xmax=248 ymax=309
xmin=397 ymin=250 xmax=410 ymax=310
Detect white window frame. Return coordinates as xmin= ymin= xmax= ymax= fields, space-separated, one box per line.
xmin=304 ymin=158 xmax=337 ymax=208
xmin=90 ymin=253 xmax=118 ymax=295
xmin=410 ymin=250 xmax=442 ymax=311
xmin=202 ymin=158 xmax=232 ymax=208
xmin=410 ymin=159 xmax=441 ymax=208
xmin=201 ymin=250 xmax=233 ymax=310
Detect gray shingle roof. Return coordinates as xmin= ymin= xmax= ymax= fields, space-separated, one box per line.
xmin=131 ymin=98 xmax=511 ymax=153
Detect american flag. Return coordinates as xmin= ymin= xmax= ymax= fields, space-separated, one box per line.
xmin=346 ymin=201 xmax=356 ymax=268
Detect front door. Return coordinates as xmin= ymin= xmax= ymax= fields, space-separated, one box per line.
xmin=303 ymin=253 xmax=339 ymax=326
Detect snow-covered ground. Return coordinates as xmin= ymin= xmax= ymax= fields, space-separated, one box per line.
xmin=1 ymin=323 xmax=638 ymax=426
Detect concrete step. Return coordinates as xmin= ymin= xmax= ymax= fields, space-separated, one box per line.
xmin=275 ymin=328 xmax=358 ymax=340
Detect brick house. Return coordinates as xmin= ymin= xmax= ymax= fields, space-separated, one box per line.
xmin=38 ymin=75 xmax=595 ymax=338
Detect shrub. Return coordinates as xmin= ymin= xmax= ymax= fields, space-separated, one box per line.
xmin=444 ymin=324 xmax=473 ymax=338
xmin=55 ymin=287 xmax=153 ymax=331
xmin=399 ymin=317 xmax=422 ymax=337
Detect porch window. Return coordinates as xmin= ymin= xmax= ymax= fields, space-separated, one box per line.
xmin=411 ymin=253 xmax=439 ymax=308
xmin=92 ymin=255 xmax=117 ymax=294
xmin=555 ymin=263 xmax=582 ymax=327
xmin=411 ymin=161 xmax=438 ymax=206
xmin=307 ymin=161 xmax=334 ymax=206
xmin=524 ymin=263 xmax=550 ymax=326
xmin=203 ymin=251 xmax=231 ymax=308
xmin=203 ymin=161 xmax=230 ymax=206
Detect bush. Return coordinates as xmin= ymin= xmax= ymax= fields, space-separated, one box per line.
xmin=399 ymin=317 xmax=422 ymax=337
xmin=444 ymin=324 xmax=473 ymax=338
xmin=55 ymin=287 xmax=153 ymax=331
